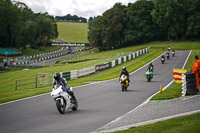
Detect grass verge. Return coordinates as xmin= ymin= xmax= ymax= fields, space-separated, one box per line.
xmin=151 ymin=83 xmax=182 ymax=100
xmin=114 ymin=112 xmax=200 ymax=133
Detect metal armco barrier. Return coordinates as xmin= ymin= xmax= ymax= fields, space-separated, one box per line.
xmin=60 ymin=48 xmax=149 ymax=80
xmin=62 ymin=72 xmax=71 ymax=80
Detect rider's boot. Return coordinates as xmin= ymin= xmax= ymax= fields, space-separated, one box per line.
xmin=68 ymin=91 xmax=76 ymax=103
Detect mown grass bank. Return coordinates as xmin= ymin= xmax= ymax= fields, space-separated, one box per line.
xmin=57 ymin=22 xmax=88 ymax=43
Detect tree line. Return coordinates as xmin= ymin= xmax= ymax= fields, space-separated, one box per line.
xmin=55 ymin=14 xmax=87 ymax=23
xmin=0 ymin=0 xmax=58 ymax=49
xmin=88 ymin=0 xmax=200 ymax=51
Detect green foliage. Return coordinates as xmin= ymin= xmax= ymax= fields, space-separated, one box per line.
xmin=88 ymin=0 xmax=200 ymax=51
xmin=0 ymin=0 xmax=58 ymax=48
xmin=36 ymin=14 xmax=57 ymax=43
xmin=88 ymin=16 xmax=103 ymax=49
xmin=125 ymin=0 xmax=158 ymax=43
xmin=55 ymin=14 xmax=87 ymax=23
xmin=152 ymin=0 xmax=185 ymax=40
xmin=88 ymin=3 xmax=127 ymax=51
xmin=186 ymin=0 xmax=200 ymax=39
xmin=101 ymin=3 xmax=127 ymax=50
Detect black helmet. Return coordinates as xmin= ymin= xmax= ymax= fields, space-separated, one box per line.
xmin=54 ymin=72 xmax=61 ymax=81
xmin=122 ymin=66 xmax=126 ymax=70
xmin=195 ymin=55 xmax=199 ymax=60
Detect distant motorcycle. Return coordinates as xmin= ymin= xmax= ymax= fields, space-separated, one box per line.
xmin=145 ymin=70 xmax=153 ymax=82
xmin=166 ymin=52 xmax=170 ymax=60
xmin=120 ymin=74 xmax=129 ymax=91
xmin=51 ymin=85 xmax=78 ymax=114
xmin=161 ymin=56 xmax=165 ymax=64
xmin=172 ymin=50 xmax=175 ymax=57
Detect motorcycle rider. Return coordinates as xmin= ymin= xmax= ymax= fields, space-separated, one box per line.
xmin=161 ymin=55 xmax=165 ymax=64
xmin=147 ymin=63 xmax=154 ymax=72
xmin=53 ymin=72 xmax=77 ymax=103
xmin=161 ymin=55 xmax=165 ymax=60
xmin=166 ymin=52 xmax=170 ymax=59
xmin=120 ymin=66 xmax=130 ymax=84
xmin=168 ymin=46 xmax=171 ymax=51
xmin=172 ymin=50 xmax=175 ymax=56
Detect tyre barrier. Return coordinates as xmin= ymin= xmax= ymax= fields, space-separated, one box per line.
xmin=185 ymin=72 xmax=197 ymax=95
xmin=186 ymin=79 xmax=196 ymax=84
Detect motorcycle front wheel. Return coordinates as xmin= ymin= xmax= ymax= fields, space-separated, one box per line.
xmin=147 ymin=76 xmax=151 ymax=82
xmin=122 ymin=83 xmax=126 ymax=91
xmin=56 ymin=99 xmax=66 ymax=114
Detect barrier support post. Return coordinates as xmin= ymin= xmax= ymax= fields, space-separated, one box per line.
xmin=15 ymin=79 xmax=17 ymax=90
xmin=160 ymin=85 xmax=162 ymax=92
xmin=36 ymin=75 xmax=38 ymax=88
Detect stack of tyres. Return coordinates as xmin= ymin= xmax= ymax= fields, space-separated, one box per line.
xmin=185 ymin=72 xmax=197 ymax=95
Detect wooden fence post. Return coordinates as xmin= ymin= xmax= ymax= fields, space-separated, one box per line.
xmin=15 ymin=79 xmax=17 ymax=90
xmin=35 ymin=75 xmax=37 ymax=88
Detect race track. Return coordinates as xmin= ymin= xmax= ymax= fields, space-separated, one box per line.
xmin=0 ymin=51 xmax=190 ymax=133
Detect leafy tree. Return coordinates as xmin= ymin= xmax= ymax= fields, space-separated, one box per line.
xmin=88 ymin=17 xmax=94 ymax=22
xmin=36 ymin=14 xmax=57 ymax=44
xmin=88 ymin=16 xmax=103 ymax=50
xmin=151 ymin=0 xmax=185 ymax=40
xmin=186 ymin=0 xmax=200 ymax=39
xmin=0 ymin=0 xmax=13 ymax=47
xmin=100 ymin=3 xmax=127 ymax=50
xmin=15 ymin=21 xmax=37 ymax=48
xmin=125 ymin=0 xmax=158 ymax=44
xmin=0 ymin=0 xmax=58 ymax=49
xmin=55 ymin=14 xmax=87 ymax=23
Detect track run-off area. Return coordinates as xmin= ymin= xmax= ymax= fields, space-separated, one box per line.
xmin=0 ymin=51 xmax=190 ymax=133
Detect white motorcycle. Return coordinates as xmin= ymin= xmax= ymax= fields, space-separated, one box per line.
xmin=50 ymin=85 xmax=78 ymax=114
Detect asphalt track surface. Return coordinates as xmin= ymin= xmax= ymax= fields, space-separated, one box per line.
xmin=0 ymin=51 xmax=190 ymax=133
